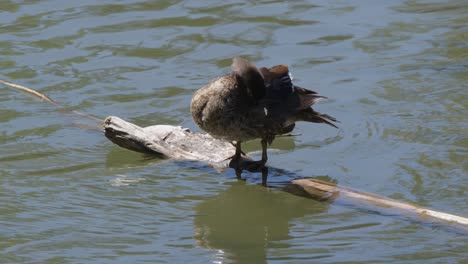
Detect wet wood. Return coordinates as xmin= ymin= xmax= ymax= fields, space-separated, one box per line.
xmin=103 ymin=116 xmax=468 ymax=230
xmin=104 ymin=116 xmax=236 ymax=168
xmin=290 ymin=179 xmax=468 ymax=228
xmin=0 ymin=79 xmax=102 ymax=122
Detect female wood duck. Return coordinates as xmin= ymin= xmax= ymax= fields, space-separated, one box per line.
xmin=191 ymin=57 xmax=338 ymax=171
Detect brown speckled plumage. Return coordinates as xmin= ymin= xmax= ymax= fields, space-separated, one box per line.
xmin=191 ymin=57 xmax=338 ymax=169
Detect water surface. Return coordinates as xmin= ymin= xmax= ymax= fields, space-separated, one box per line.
xmin=1 ymin=0 xmax=467 ymax=263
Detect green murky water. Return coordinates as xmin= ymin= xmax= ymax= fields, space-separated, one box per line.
xmin=1 ymin=1 xmax=467 ymax=263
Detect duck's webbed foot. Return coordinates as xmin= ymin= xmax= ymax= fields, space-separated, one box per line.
xmin=229 ymin=157 xmax=269 ymax=185
xmin=229 ymin=140 xmax=268 ymax=186
xmin=227 ymin=141 xmax=244 ymax=177
xmin=241 ymin=159 xmax=267 ymax=172
xmin=230 ymin=156 xmax=267 ymax=176
xmin=228 ymin=139 xmax=269 ymax=181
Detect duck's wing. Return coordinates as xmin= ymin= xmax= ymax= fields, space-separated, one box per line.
xmin=261 ymin=65 xmax=325 ymax=110
xmin=231 ymin=57 xmax=266 ymax=101
xmin=261 ymin=65 xmax=339 ymax=128
xmin=259 ymin=64 xmax=291 ymax=92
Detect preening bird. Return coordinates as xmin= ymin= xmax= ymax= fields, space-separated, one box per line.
xmin=191 ymin=57 xmax=338 ymax=172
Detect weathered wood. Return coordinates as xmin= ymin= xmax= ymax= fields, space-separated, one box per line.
xmin=0 ymin=79 xmax=102 ymax=122
xmin=104 ymin=116 xmax=236 ymax=168
xmin=290 ymin=179 xmax=468 ymax=228
xmin=104 ymin=116 xmax=261 ymax=171
xmin=103 ymin=116 xmax=468 ymax=230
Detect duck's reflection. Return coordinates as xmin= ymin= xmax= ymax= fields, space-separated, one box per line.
xmin=193 ymin=181 xmax=329 ymax=263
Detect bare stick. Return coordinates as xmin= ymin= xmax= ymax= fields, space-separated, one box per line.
xmin=0 ymin=79 xmax=103 ymax=122
xmin=291 ymin=179 xmax=468 ymax=228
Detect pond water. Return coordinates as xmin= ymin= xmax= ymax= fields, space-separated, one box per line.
xmin=1 ymin=0 xmax=467 ymax=263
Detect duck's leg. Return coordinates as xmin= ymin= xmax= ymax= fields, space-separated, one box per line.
xmin=240 ymin=139 xmax=268 ymax=173
xmin=261 ymin=138 xmax=268 ymax=165
xmin=261 ymin=166 xmax=268 ymax=186
xmin=238 ymin=139 xmax=269 ymax=183
xmin=231 ymin=141 xmax=246 ymax=156
xmin=234 ymin=141 xmax=242 ymax=159
xmin=230 ymin=141 xmax=243 ymax=178
xmin=229 ymin=140 xmax=268 ymax=178
xmin=232 ymin=141 xmax=242 ymax=179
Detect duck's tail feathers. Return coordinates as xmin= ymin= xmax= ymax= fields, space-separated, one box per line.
xmin=298 ymin=94 xmax=327 ymax=110
xmin=298 ymin=108 xmax=339 ymax=128
xmin=294 ymin=85 xmax=325 ymax=109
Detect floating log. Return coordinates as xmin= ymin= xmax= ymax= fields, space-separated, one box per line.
xmin=104 ymin=116 xmax=263 ymax=172
xmin=104 ymin=116 xmax=468 ymax=231
xmin=104 ymin=116 xmax=235 ymax=168
xmin=290 ymin=179 xmax=468 ymax=229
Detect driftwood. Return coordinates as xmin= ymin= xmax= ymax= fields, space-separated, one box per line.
xmin=2 ymin=79 xmax=466 ymax=232
xmin=291 ymin=179 xmax=468 ymax=229
xmin=104 ymin=116 xmax=468 ymax=231
xmin=104 ymin=116 xmax=234 ymax=167
xmin=0 ymin=79 xmax=102 ymax=122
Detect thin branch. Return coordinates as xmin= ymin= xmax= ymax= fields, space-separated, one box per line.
xmin=292 ymin=179 xmax=468 ymax=228
xmin=0 ymin=79 xmax=103 ymax=122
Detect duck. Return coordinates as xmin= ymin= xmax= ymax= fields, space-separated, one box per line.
xmin=191 ymin=57 xmax=338 ymax=172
